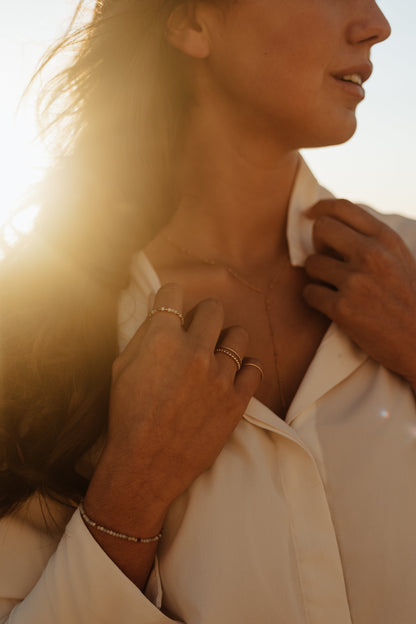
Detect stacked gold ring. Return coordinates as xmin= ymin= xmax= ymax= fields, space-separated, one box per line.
xmin=148 ymin=306 xmax=185 ymax=326
xmin=214 ymin=346 xmax=242 ymax=371
xmin=243 ymin=361 xmax=264 ymax=380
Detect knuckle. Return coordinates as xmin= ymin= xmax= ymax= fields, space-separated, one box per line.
xmin=304 ymin=254 xmax=319 ymax=273
xmin=202 ymin=296 xmax=222 ymax=308
xmin=313 ymin=198 xmax=332 ymax=214
xmin=304 ymin=255 xmax=312 ymax=271
xmin=157 ymin=282 xmax=182 ymax=297
xmin=229 ymin=324 xmax=249 ymax=343
xmin=200 ymin=297 xmax=224 ymax=316
xmin=334 ymin=295 xmax=352 ymax=321
xmin=344 ymin=271 xmax=367 ymax=293
xmin=190 ymin=344 xmax=211 ymax=371
xmin=334 ymin=198 xmax=353 ymax=215
xmin=148 ymin=325 xmax=179 ymax=354
xmin=302 ymin=282 xmax=315 ymax=304
xmin=313 ymin=215 xmax=333 ymax=238
xmin=359 ymin=243 xmax=381 ymax=268
xmin=313 ymin=214 xmax=328 ymax=230
xmin=304 ymin=253 xmax=314 ymax=268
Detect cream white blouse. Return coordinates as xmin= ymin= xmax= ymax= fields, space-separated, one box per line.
xmin=1 ymin=158 xmax=416 ymax=624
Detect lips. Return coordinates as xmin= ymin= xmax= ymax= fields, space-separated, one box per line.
xmin=332 ymin=62 xmax=373 ymax=86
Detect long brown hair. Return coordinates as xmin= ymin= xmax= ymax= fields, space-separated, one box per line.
xmin=0 ymin=0 xmax=191 ymax=517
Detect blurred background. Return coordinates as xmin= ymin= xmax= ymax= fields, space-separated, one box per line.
xmin=0 ymin=0 xmax=415 ymax=247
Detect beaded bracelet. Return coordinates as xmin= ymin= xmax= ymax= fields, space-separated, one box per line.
xmin=79 ymin=502 xmax=163 ymax=544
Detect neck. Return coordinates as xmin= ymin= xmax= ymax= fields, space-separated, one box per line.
xmin=168 ymin=106 xmax=300 ymax=270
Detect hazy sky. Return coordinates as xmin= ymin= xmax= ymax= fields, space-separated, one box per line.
xmin=0 ymin=0 xmax=415 ymax=229
xmin=304 ymin=1 xmax=416 ymax=218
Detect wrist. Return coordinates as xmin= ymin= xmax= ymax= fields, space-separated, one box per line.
xmin=80 ymin=500 xmax=163 ymax=543
xmin=82 ymin=484 xmax=166 ymax=591
xmin=85 ymin=477 xmax=169 ymax=532
xmin=85 ymin=456 xmax=170 ymax=538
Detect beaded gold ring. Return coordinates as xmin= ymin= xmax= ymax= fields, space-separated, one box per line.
xmin=214 ymin=346 xmax=242 ymax=371
xmin=147 ymin=306 xmax=185 ymax=327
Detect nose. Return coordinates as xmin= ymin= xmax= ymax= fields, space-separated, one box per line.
xmin=348 ymin=1 xmax=391 ymax=47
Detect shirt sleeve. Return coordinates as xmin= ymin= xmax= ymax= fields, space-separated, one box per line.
xmin=0 ymin=510 xmax=181 ymax=624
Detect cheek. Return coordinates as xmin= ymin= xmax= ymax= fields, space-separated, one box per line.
xmin=250 ymin=44 xmax=327 ymax=119
xmin=206 ymin=4 xmax=343 ymax=130
xmin=252 ymin=19 xmax=333 ymax=100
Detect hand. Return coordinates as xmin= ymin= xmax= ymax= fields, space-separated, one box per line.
xmin=303 ymin=199 xmax=416 ymax=388
xmin=87 ymin=283 xmax=262 ymax=527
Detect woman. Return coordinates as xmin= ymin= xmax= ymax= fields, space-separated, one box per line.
xmin=1 ymin=0 xmax=415 ymax=622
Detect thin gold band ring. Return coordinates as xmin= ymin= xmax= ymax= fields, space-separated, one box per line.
xmin=243 ymin=361 xmax=264 ymax=380
xmin=148 ymin=306 xmax=185 ymax=326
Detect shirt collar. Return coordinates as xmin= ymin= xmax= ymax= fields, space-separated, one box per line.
xmin=245 ymin=157 xmax=368 ymax=428
xmin=286 ymin=156 xmax=335 ymax=267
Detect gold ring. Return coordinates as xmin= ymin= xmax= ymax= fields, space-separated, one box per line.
xmin=148 ymin=306 xmax=185 ymax=326
xmin=220 ymin=346 xmax=242 ymax=363
xmin=243 ymin=361 xmax=264 ymax=380
xmin=214 ymin=346 xmax=242 ymax=371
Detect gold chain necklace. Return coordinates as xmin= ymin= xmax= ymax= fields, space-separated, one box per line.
xmin=162 ymin=233 xmax=287 ymax=413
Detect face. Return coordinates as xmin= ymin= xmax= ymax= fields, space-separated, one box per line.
xmin=196 ymin=0 xmax=391 ymax=149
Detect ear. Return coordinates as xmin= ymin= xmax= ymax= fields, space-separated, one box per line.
xmin=165 ymin=2 xmax=211 ymax=59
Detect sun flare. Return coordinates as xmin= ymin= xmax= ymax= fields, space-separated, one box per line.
xmin=0 ymin=0 xmax=94 ymax=256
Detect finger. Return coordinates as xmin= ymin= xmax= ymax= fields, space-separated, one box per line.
xmin=234 ymin=357 xmax=264 ymax=401
xmin=114 ymin=320 xmax=148 ymax=377
xmin=312 ymin=215 xmax=365 ymax=261
xmin=187 ymin=298 xmax=225 ymax=350
xmin=215 ymin=325 xmax=249 ymax=377
xmin=303 ymin=282 xmax=339 ymax=320
xmin=307 ymin=199 xmax=388 ymax=239
xmin=148 ymin=282 xmax=184 ymax=329
xmin=304 ymin=254 xmax=350 ymax=290
xmin=120 ymin=283 xmax=183 ymax=365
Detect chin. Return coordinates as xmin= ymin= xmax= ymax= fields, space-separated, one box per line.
xmin=301 ymin=114 xmax=358 ymax=149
